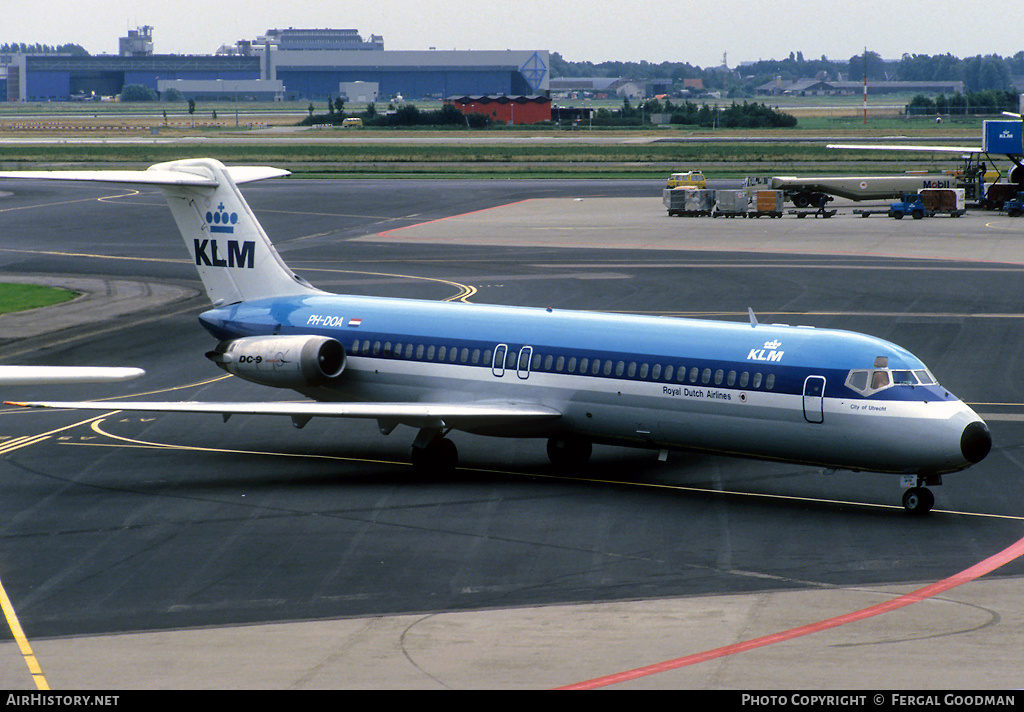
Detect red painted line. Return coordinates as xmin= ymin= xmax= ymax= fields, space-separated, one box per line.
xmin=559 ymin=533 xmax=1024 ymax=690
xmin=375 ymin=199 xmax=534 ymax=239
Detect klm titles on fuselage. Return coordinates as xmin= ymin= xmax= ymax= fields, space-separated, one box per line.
xmin=747 ymin=339 xmax=784 ymax=363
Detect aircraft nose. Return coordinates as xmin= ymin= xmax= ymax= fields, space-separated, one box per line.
xmin=961 ymin=421 xmax=992 ymax=464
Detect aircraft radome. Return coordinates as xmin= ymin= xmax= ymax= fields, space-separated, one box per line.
xmin=0 ymin=160 xmax=991 ymax=515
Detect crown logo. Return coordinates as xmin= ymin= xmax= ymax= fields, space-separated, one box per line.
xmin=207 ymin=203 xmax=238 ymax=233
xmin=764 ymin=340 xmax=781 ymax=350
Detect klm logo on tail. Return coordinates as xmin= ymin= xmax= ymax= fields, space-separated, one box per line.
xmin=195 ymin=202 xmax=254 ymax=268
xmin=194 ymin=239 xmax=255 ymax=268
xmin=207 ymin=203 xmax=238 ymax=233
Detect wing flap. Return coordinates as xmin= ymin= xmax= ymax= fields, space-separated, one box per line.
xmin=4 ymin=399 xmax=561 ymax=430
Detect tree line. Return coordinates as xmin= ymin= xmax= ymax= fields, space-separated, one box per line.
xmin=301 ymin=99 xmax=494 ymax=128
xmin=0 ymin=42 xmax=88 ymax=56
xmin=603 ymin=98 xmax=796 ymax=128
xmin=905 ymin=90 xmax=1020 ymax=116
xmin=551 ymin=51 xmax=1024 ymax=96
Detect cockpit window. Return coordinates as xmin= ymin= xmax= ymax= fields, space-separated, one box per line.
xmin=846 ymin=366 xmax=939 ymax=396
xmin=848 ymin=370 xmax=868 ymax=391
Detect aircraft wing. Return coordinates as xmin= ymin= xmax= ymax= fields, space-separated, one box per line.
xmin=0 ymin=366 xmax=145 ymax=385
xmin=3 ymin=399 xmax=561 ymax=430
xmin=827 ymin=143 xmax=983 ymax=154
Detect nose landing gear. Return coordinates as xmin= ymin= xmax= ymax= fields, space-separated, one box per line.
xmin=902 ymin=486 xmax=935 ymax=515
xmin=901 ymin=474 xmax=941 ymax=515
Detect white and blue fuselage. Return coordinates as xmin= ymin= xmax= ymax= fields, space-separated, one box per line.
xmin=199 ymin=292 xmax=988 ymax=477
xmin=0 ymin=158 xmax=990 ymax=514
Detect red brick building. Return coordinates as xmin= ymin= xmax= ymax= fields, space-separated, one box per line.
xmin=445 ymin=95 xmax=551 ymax=125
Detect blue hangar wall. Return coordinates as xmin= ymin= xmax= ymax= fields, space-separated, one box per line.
xmin=19 ymin=55 xmax=259 ymax=100
xmin=267 ymin=49 xmax=549 ymax=100
xmin=15 ymin=50 xmax=550 ymax=101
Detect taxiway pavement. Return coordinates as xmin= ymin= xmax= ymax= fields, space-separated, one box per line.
xmin=0 ymin=179 xmax=1020 ymax=690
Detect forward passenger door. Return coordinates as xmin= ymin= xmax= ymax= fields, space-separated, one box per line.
xmin=802 ymin=375 xmax=825 ymax=424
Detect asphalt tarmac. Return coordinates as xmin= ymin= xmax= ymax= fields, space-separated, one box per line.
xmin=0 ymin=178 xmax=1020 ymax=690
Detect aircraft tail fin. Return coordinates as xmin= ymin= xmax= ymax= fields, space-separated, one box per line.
xmin=148 ymin=159 xmax=320 ymax=306
xmin=0 ymin=158 xmax=320 ymax=306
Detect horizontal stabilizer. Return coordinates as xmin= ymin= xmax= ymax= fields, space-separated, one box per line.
xmin=0 ymin=165 xmax=290 ymax=187
xmin=0 ymin=158 xmax=308 ymax=305
xmin=4 ymin=399 xmax=561 ymax=430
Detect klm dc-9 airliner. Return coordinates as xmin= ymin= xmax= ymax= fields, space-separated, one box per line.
xmin=0 ymin=159 xmax=991 ymax=514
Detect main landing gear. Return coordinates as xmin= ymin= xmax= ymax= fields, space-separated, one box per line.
xmin=546 ymin=434 xmax=593 ymax=467
xmin=410 ymin=431 xmax=595 ymax=474
xmin=410 ymin=428 xmax=458 ymax=474
xmin=901 ymin=474 xmax=940 ymax=515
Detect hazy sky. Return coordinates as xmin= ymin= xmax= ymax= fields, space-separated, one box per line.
xmin=7 ymin=0 xmax=1023 ymax=68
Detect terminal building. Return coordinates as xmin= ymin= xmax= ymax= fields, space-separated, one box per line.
xmin=1 ymin=26 xmax=549 ymax=103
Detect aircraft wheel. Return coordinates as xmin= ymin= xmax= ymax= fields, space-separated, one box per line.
xmin=792 ymin=194 xmax=810 ymax=209
xmin=546 ymin=435 xmax=592 ymax=467
xmin=902 ymin=487 xmax=934 ymax=515
xmin=411 ymin=437 xmax=458 ymax=474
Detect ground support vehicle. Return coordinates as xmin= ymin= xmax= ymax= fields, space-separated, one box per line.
xmin=790 ymin=207 xmax=837 ymax=218
xmin=888 ymin=194 xmax=932 ymax=220
xmin=769 ymin=173 xmax=967 ymax=208
xmin=888 ymin=189 xmax=966 ymax=219
xmin=666 ymin=171 xmax=707 ymax=189
xmin=1002 ymin=192 xmax=1024 ymax=217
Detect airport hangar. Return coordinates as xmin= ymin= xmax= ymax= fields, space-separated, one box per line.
xmin=2 ymin=31 xmax=550 ymax=104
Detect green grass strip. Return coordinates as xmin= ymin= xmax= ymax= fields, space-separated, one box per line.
xmin=0 ymin=283 xmax=78 ymax=316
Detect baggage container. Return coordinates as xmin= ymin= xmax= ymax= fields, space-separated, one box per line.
xmin=984 ymin=183 xmax=1019 ymax=210
xmin=750 ymin=190 xmax=784 ymax=218
xmin=919 ymin=188 xmax=965 ymax=215
xmin=685 ymin=189 xmax=715 ymax=215
xmin=664 ymin=187 xmax=714 ymax=216
xmin=663 ymin=187 xmax=689 ymax=215
xmin=713 ymin=190 xmax=748 ymax=217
